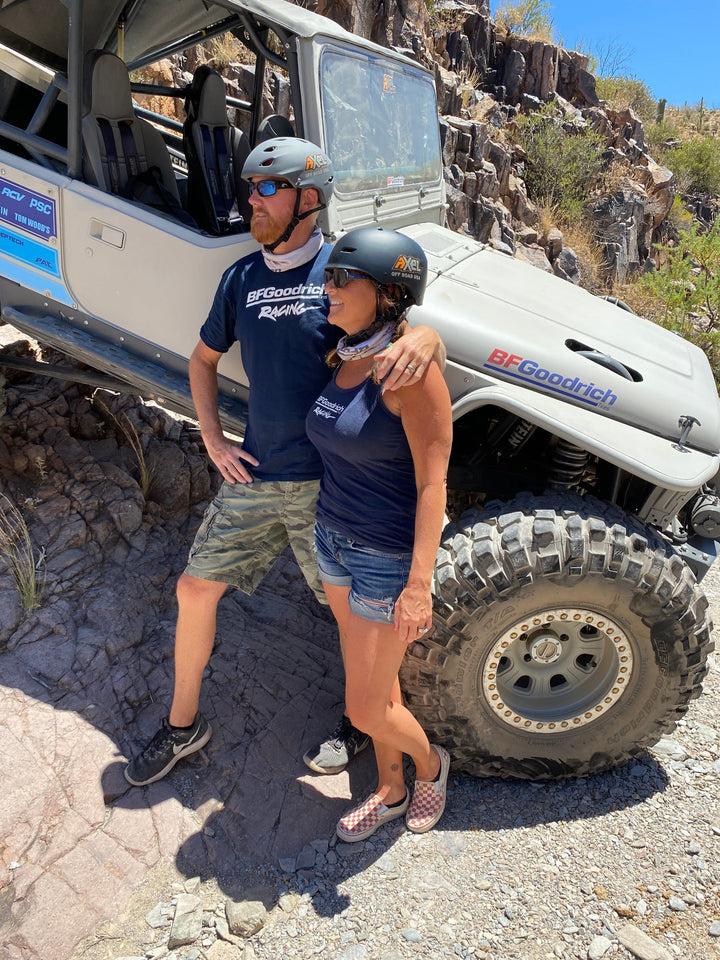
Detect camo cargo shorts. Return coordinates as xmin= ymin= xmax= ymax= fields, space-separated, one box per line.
xmin=185 ymin=478 xmax=326 ymax=603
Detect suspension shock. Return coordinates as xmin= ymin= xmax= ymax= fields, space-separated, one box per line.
xmin=506 ymin=418 xmax=536 ymax=453
xmin=549 ymin=439 xmax=589 ymax=489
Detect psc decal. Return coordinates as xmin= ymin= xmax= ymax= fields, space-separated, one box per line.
xmin=0 ymin=176 xmax=57 ymax=240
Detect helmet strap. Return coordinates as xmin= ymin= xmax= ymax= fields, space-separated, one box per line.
xmin=340 ymin=289 xmax=412 ymax=349
xmin=263 ymin=190 xmax=326 ymax=253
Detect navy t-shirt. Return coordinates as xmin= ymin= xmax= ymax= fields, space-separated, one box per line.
xmin=306 ymin=370 xmax=417 ymax=553
xmin=200 ymin=246 xmax=339 ymax=480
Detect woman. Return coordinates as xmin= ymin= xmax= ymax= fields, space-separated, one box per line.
xmin=305 ymin=227 xmax=453 ymax=840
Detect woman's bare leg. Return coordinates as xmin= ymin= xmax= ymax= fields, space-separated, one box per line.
xmin=323 ymin=582 xmax=440 ymax=803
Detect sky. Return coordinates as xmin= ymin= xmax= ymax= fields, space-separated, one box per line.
xmin=495 ymin=0 xmax=719 ymax=108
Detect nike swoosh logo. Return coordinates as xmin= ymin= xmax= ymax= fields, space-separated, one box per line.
xmin=173 ymin=733 xmax=198 ymax=754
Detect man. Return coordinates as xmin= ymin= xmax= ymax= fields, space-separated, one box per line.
xmin=125 ymin=138 xmax=442 ymax=786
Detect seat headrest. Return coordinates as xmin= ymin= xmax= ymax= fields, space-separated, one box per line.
xmin=185 ymin=66 xmax=228 ymax=128
xmin=256 ymin=114 xmax=295 ymax=142
xmin=83 ymin=50 xmax=133 ymax=121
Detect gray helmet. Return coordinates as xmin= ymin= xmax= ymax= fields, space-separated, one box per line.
xmin=241 ymin=137 xmax=334 ymax=203
xmin=326 ymin=227 xmax=428 ymax=306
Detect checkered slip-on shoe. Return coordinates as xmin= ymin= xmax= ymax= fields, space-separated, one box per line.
xmin=406 ymin=744 xmax=450 ymax=834
xmin=336 ymin=791 xmax=409 ymax=842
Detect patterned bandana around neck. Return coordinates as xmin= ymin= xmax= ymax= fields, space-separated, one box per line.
xmin=335 ymin=321 xmax=397 ymax=360
xmin=261 ymin=225 xmax=324 ymax=272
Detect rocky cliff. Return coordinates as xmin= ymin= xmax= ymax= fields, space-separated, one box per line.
xmin=291 ymin=0 xmax=677 ymax=287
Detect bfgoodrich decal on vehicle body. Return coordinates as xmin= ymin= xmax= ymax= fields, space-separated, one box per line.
xmin=485 ymin=349 xmax=618 ymax=408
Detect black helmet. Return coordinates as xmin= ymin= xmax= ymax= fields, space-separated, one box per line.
xmin=326 ymin=227 xmax=427 ymax=306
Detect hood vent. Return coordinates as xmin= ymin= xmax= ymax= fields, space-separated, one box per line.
xmin=566 ymin=339 xmax=643 ymax=382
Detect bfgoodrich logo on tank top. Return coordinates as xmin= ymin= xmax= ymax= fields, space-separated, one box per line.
xmin=246 ymin=282 xmax=325 ymax=321
xmin=310 ymin=395 xmax=345 ymax=420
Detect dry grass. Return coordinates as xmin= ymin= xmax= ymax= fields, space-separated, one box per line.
xmin=665 ymin=103 xmax=720 ymax=138
xmin=93 ymin=395 xmax=157 ymax=499
xmin=606 ymin=281 xmax=665 ymax=322
xmin=206 ymin=33 xmax=243 ymax=71
xmin=0 ymin=493 xmax=44 ymax=611
xmin=535 ymin=198 xmax=559 ymax=241
xmin=559 ymin=220 xmax=608 ymax=295
xmin=427 ymin=6 xmax=468 ymax=33
xmin=459 ymin=66 xmax=482 ymax=110
xmin=595 ymin=158 xmax=632 ymax=196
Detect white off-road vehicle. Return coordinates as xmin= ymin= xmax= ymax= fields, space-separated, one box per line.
xmin=1 ymin=0 xmax=718 ymax=779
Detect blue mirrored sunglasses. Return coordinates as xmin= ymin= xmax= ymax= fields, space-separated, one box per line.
xmin=247 ymin=179 xmax=295 ymax=197
xmin=323 ymin=268 xmax=370 ymax=287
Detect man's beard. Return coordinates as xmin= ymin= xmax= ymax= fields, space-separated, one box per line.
xmin=250 ymin=210 xmax=288 ymax=246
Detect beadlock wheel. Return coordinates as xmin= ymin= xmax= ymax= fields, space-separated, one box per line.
xmin=483 ymin=606 xmax=633 ymax=732
xmin=400 ymin=493 xmax=714 ymax=780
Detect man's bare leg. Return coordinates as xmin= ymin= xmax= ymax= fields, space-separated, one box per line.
xmin=124 ymin=572 xmax=226 ymax=786
xmin=169 ymin=572 xmax=228 ymax=727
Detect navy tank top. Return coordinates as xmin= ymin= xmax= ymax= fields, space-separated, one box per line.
xmin=305 ymin=370 xmax=417 ymax=552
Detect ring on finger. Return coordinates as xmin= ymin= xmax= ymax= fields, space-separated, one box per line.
xmin=406 ymin=363 xmax=416 ymax=373
xmin=417 ymin=625 xmax=429 ymax=634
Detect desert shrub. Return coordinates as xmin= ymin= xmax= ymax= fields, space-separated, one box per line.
xmin=595 ymin=75 xmax=656 ymax=126
xmin=658 ymin=317 xmax=720 ymax=388
xmin=639 ymin=221 xmax=720 ymax=329
xmin=513 ymin=104 xmax=605 ymax=222
xmin=664 ymin=193 xmax=696 ymax=233
xmin=644 ymin=118 xmax=684 ymax=160
xmin=665 ymin=136 xmax=720 ymax=196
xmin=492 ymin=0 xmax=554 ymax=41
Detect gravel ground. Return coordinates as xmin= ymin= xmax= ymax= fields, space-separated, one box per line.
xmin=69 ymin=564 xmax=720 ymax=960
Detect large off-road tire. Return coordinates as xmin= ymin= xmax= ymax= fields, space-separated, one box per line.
xmin=401 ymin=493 xmax=714 ymax=779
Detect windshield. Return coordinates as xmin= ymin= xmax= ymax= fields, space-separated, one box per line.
xmin=320 ymin=48 xmax=442 ymax=195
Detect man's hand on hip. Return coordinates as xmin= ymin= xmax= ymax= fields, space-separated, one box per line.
xmin=203 ymin=434 xmax=259 ymax=484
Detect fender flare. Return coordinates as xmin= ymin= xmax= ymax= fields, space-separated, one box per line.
xmin=450 ymin=378 xmax=720 ymax=492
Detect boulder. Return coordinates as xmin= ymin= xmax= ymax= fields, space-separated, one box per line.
xmin=591 ymin=186 xmax=651 ymax=283
xmin=516 ymin=224 xmax=539 ymax=246
xmin=631 ymin=160 xmax=676 ymax=226
xmin=476 ymin=159 xmax=500 ymax=200
xmin=540 ymin=226 xmax=564 ymax=261
xmin=506 ymin=173 xmax=538 ymax=226
xmin=503 ymin=49 xmax=526 ymax=103
xmin=553 ymin=247 xmax=581 ymax=284
xmin=515 ymin=244 xmax=553 ymax=272
xmin=445 ymin=182 xmax=471 ymax=234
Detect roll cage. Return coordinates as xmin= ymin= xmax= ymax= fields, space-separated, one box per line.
xmin=0 ymin=0 xmax=302 ymax=179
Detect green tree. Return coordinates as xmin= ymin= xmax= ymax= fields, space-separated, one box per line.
xmin=513 ymin=103 xmax=605 ymax=222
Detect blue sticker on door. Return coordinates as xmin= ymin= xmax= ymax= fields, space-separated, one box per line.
xmin=0 ymin=177 xmax=57 ymax=240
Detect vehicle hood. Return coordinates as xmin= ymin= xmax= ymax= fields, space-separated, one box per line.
xmin=404 ymin=223 xmax=720 ymax=455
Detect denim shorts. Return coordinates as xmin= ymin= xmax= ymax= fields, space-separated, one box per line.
xmin=314 ymin=521 xmax=412 ymax=624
